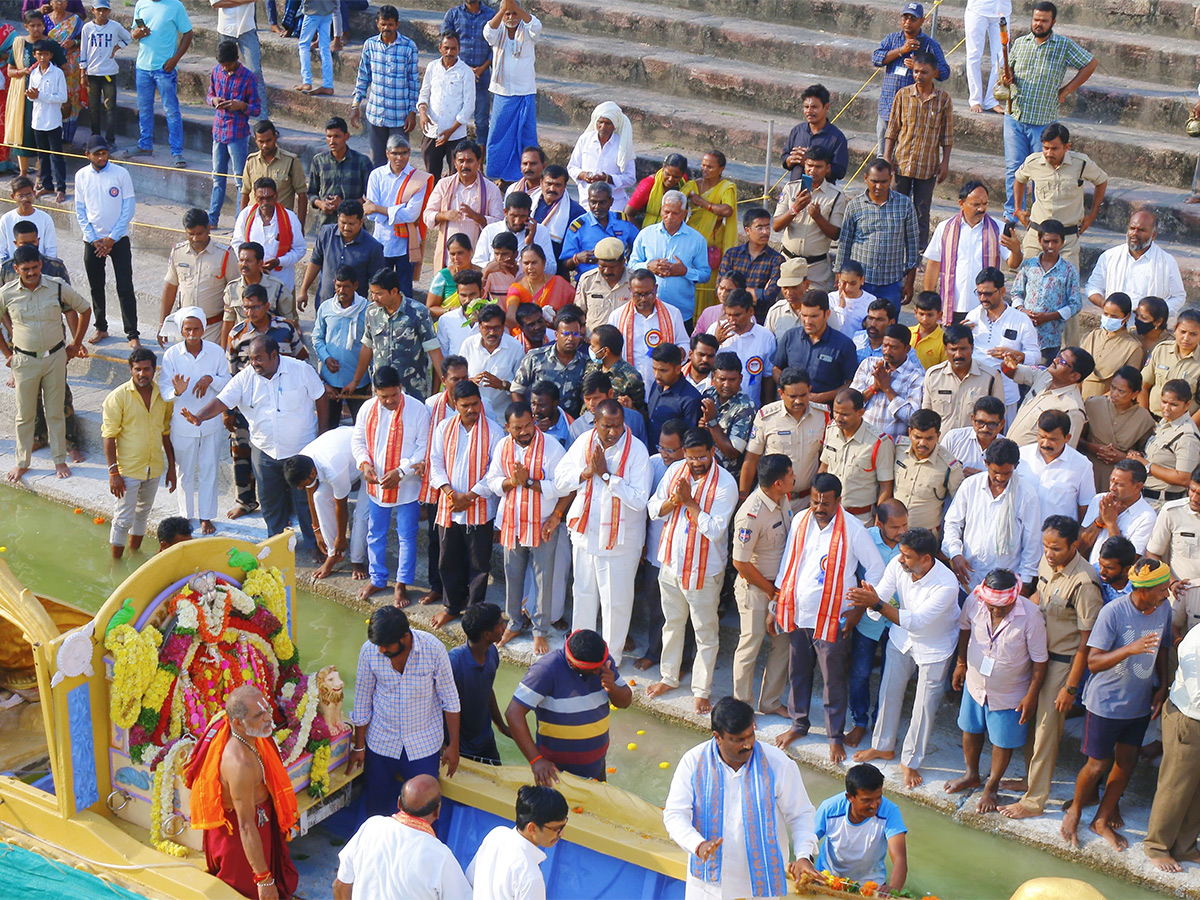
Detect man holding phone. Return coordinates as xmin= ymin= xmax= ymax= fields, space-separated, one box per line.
xmin=871 ymin=3 xmax=950 ymax=158
xmin=780 ymin=84 xmax=849 ymax=185
xmin=771 ymin=145 xmax=845 ymax=292
xmin=129 ymin=0 xmax=192 ymax=168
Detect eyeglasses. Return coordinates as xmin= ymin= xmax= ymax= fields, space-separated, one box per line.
xmin=1053 ymin=354 xmax=1070 ymax=368
xmin=974 ymin=288 xmax=998 ymax=298
xmin=558 ymin=331 xmax=584 ymax=340
xmin=631 ymin=290 xmax=657 ymax=299
xmin=972 ymin=418 xmax=1002 ymax=430
xmin=542 ymin=822 xmax=568 ymax=834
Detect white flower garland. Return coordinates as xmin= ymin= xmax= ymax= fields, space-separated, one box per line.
xmin=151 ymin=737 xmax=195 ymax=857
xmin=226 ymin=584 xmax=257 ymax=616
xmin=283 ymin=677 xmax=321 ymax=766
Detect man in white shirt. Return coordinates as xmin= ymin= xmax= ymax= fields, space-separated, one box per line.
xmin=772 ymin=472 xmax=886 ymax=762
xmin=417 ymin=30 xmax=475 ymax=181
xmin=942 ymin=436 xmax=1042 ymax=593
xmin=1016 ymin=410 xmax=1095 ymax=521
xmin=941 ymin=395 xmax=1005 ymax=476
xmin=462 ymin=303 xmax=524 ymax=411
xmin=608 ymin=269 xmax=691 ymax=385
xmin=664 ymin=697 xmax=819 ymax=900
xmin=285 ymin=425 xmax=370 ymax=581
xmin=231 ymin=176 xmax=307 ymax=293
xmin=849 ymin=527 xmax=961 ymax=788
xmin=1086 ymin=210 xmax=1186 ymax=320
xmin=334 ymin=774 xmax=471 ymax=900
xmin=481 ymin=0 xmax=543 ymax=183
xmin=0 ymin=177 xmax=56 ymax=262
xmin=486 ymin=401 xmax=566 ymax=656
xmin=363 ymin=134 xmax=434 ymax=298
xmin=183 ymin=334 xmax=329 ymax=556
xmin=351 ymin=365 xmax=432 ymax=605
xmin=467 ymin=784 xmax=565 ymax=900
xmin=472 ymin=191 xmax=557 ymax=277
xmin=963 ymin=266 xmax=1040 ymax=422
xmin=1079 ymin=459 xmax=1157 ymax=564
xmin=158 ymin=306 xmax=228 ymax=536
xmin=708 ymin=288 xmax=777 ymax=407
xmin=554 ymin=400 xmax=652 ymax=666
xmin=645 ymin=428 xmax=740 ymax=714
xmin=429 ymin=379 xmax=502 ymax=629
xmin=567 ymin=102 xmax=637 ymax=210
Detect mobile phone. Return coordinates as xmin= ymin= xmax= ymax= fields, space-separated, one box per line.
xmin=135 ymin=17 xmax=146 ymax=29
xmin=1003 ymin=222 xmax=1014 ymax=237
xmin=800 ymin=174 xmax=813 ymax=193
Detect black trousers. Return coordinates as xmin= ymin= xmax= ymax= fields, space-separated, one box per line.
xmin=422 ymin=134 xmax=458 ymax=182
xmin=438 ymin=520 xmax=494 ymax=615
xmin=33 ymin=126 xmax=65 ymax=192
xmin=88 ymin=74 xmax=118 ymax=143
xmin=894 ymin=174 xmax=937 ymax=250
xmin=424 ymin=504 xmax=443 ymax=594
xmin=83 ymin=236 xmax=138 ymax=340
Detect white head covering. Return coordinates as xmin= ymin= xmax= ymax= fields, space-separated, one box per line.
xmin=159 ymin=305 xmax=208 ymax=342
xmin=589 ymin=102 xmax=634 ymax=172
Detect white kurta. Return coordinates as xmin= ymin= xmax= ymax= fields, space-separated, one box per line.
xmin=774 ymin=512 xmax=886 ymax=629
xmin=648 ymin=460 xmax=740 ymax=578
xmin=554 ymin=427 xmax=652 ymax=556
xmin=301 ymin=425 xmax=369 ymax=563
xmin=351 ymin=394 xmax=433 ymax=508
xmin=1085 ymin=242 xmax=1187 ymax=320
xmin=484 ymin=433 xmax=566 ymax=534
xmin=159 ymin=340 xmax=229 ymax=438
xmin=923 ymin=214 xmax=1014 ymax=315
xmin=461 ymin=332 xmax=525 ymax=411
xmin=941 ymin=470 xmax=1043 ymax=590
xmin=567 ymin=129 xmax=637 ymax=210
xmin=337 ymin=814 xmax=473 ymax=900
xmin=466 ymin=825 xmax=547 ymax=900
xmin=606 ymin=301 xmax=691 ymax=385
xmin=231 ymin=204 xmax=307 ymax=290
xmin=429 ymin=415 xmax=503 ymax=523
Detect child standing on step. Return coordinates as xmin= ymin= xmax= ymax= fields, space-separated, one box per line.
xmin=78 ymin=0 xmax=130 ymax=148
xmin=27 ymin=40 xmax=68 ymax=203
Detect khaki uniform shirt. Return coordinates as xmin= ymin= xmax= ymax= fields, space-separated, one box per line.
xmin=576 ymin=267 xmax=633 ymax=334
xmin=1078 ymin=327 xmax=1144 ymax=400
xmin=921 ymin=358 xmax=1005 ymax=432
xmin=1147 ymin=499 xmax=1200 ymax=635
xmin=165 ymin=240 xmax=238 ymax=322
xmin=241 ymin=148 xmax=308 ymax=213
xmin=1144 ymin=415 xmax=1200 ymax=502
xmin=745 ymin=402 xmax=826 ymax=509
xmin=1006 ymin=366 xmax=1086 ymax=448
xmin=732 ymin=487 xmax=794 ymax=601
xmin=0 ymin=275 xmax=89 ymax=351
xmin=820 ymin=420 xmax=895 ymax=519
xmin=1081 ymin=396 xmax=1156 ymax=491
xmin=764 ymin=299 xmax=804 ymax=338
xmin=1013 ymin=150 xmax=1107 ymax=230
xmin=1141 ymin=340 xmax=1200 ymax=417
xmin=99 ymin=379 xmax=173 ymax=480
xmin=773 ymin=179 xmax=845 ymax=259
xmin=894 ymin=444 xmax=964 ymax=533
xmin=1035 ymin=552 xmax=1102 ymax=659
xmin=223 ymin=273 xmax=295 ymax=324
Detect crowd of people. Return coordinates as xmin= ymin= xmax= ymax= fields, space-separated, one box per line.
xmin=4 ymin=0 xmax=1200 ymax=895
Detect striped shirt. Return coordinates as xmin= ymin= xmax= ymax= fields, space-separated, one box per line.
xmin=510 ymin=649 xmax=625 ymax=774
xmin=348 ymin=630 xmax=462 ymax=761
xmin=353 ymin=33 xmax=420 ymax=128
xmin=1009 ymin=32 xmax=1093 ymax=127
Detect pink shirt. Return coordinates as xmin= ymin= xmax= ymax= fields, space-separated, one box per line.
xmin=958 ymin=593 xmax=1048 ymax=711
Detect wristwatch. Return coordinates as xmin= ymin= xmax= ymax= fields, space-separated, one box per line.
xmin=1065 ymin=685 xmax=1077 ymax=696
xmin=601 ymin=473 xmax=611 ymax=483
xmin=872 ymin=600 xmax=884 ymax=612
xmin=525 ymin=478 xmax=534 ymax=488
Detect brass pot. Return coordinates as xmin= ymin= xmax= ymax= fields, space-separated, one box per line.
xmin=993 ymin=82 xmax=1014 ymax=103
xmin=1187 ymin=116 xmax=1200 ymax=138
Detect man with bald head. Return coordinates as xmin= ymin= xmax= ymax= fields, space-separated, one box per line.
xmin=1085 ymin=211 xmax=1186 ymax=320
xmin=333 ymin=773 xmax=471 ymax=899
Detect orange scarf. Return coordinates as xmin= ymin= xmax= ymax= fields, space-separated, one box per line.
xmin=499 ymin=430 xmax=546 ymax=549
xmin=658 ymin=462 xmax=722 ymax=590
xmin=569 ymin=427 xmax=633 ymax=550
xmin=392 ymin=810 xmax=437 ymax=837
xmin=245 ymin=203 xmax=293 ymax=258
xmin=186 ymin=716 xmax=298 ymax=837
xmin=618 ymin=299 xmax=675 ymax=366
xmin=775 ymin=506 xmax=848 ymax=641
xmin=364 ymin=396 xmax=406 ymax=504
xmin=391 ymin=168 xmax=435 ymax=259
xmin=419 ymin=393 xmax=453 ymax=504
xmin=436 ymin=413 xmax=492 ymax=527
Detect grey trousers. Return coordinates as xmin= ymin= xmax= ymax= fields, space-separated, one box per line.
xmin=110 ymin=476 xmax=159 ymax=545
xmin=787 ymin=626 xmax=851 ymax=742
xmin=503 ymin=539 xmax=557 ymax=638
xmin=872 ymin=642 xmax=954 ymax=769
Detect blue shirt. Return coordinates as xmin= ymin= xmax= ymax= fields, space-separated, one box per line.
xmin=354 ymin=33 xmax=420 ymax=127
xmin=133 ymin=0 xmax=192 ymax=71
xmin=857 ymin=527 xmax=900 ymax=640
xmin=773 ymin=325 xmax=858 ymax=397
xmin=629 ymin=222 xmax=712 ymax=319
xmin=441 ymin=2 xmax=497 ymax=67
xmin=871 ymin=30 xmax=950 ymax=119
xmin=448 ymin=643 xmax=501 ymax=760
xmin=1083 ymin=596 xmax=1171 ymax=720
xmin=815 ymin=794 xmax=907 ymax=884
xmin=1095 ymin=566 xmax=1133 ymax=606
xmin=647 ymin=378 xmax=702 ymax=447
xmin=312 ymin=297 xmax=370 ymax=390
xmin=560 ymin=211 xmax=640 ymax=273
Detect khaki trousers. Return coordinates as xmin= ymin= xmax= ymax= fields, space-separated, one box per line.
xmin=731 ymin=578 xmax=790 ymax=712
xmin=1017 ymin=658 xmax=1071 ymax=813
xmin=659 ymin=564 xmax=724 ymax=698
xmin=12 ymin=347 xmax=67 ymax=467
xmin=1145 ymin=701 xmax=1200 ymax=862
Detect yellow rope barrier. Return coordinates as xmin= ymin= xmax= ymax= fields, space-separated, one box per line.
xmin=0 ymin=195 xmax=189 ymax=235
xmin=2 ymin=141 xmax=236 ymax=180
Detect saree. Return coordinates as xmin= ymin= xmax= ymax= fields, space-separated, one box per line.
xmin=628 ymin=168 xmax=698 ymax=228
xmin=4 ymin=35 xmax=28 ymax=158
xmin=506 ymin=274 xmax=575 ymax=319
xmin=0 ymin=25 xmax=17 ymax=169
xmin=687 ymin=177 xmax=738 ymax=313
xmin=44 ymin=13 xmax=84 ymax=143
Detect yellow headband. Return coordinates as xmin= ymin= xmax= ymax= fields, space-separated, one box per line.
xmin=1130 ymin=560 xmax=1171 ymax=589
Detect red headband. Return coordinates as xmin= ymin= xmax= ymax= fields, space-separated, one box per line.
xmin=565 ymin=631 xmax=608 ymax=671
xmin=976 ymin=583 xmax=1021 ymax=608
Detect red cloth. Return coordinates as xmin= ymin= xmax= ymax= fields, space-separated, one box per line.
xmin=203 ymin=799 xmax=299 ymax=899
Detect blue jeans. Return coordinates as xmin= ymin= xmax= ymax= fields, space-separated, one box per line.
xmin=298 ymin=13 xmax=334 ymax=89
xmin=365 ymin=497 xmax=420 ymax=587
xmin=209 ymin=135 xmax=249 ymax=227
xmin=848 ymin=628 xmax=887 ymax=729
xmin=1003 ymin=115 xmax=1044 ymax=221
xmin=865 ymin=279 xmax=903 ymax=307
xmin=236 ymin=30 xmax=268 ymax=120
xmin=135 ymin=67 xmax=183 ymax=156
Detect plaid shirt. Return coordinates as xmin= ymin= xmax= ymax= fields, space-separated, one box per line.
xmin=226 ymin=315 xmax=304 ymax=374
xmin=307 ymin=148 xmax=373 ymax=226
xmin=849 ymin=353 xmax=926 ymax=441
xmin=442 ymin=2 xmax=496 ymax=67
xmin=1009 ymin=32 xmax=1093 ymax=126
xmin=872 ymin=31 xmax=950 ymax=119
xmin=354 ymin=33 xmax=420 ymax=127
xmin=207 ymin=62 xmax=260 ymax=143
xmin=885 ymin=85 xmax=953 ymax=180
xmin=839 ymin=190 xmax=920 ymax=285
xmin=719 ymin=243 xmax=784 ymax=309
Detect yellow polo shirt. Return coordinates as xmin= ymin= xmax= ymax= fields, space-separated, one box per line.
xmin=100 ymin=379 xmax=173 ymax=480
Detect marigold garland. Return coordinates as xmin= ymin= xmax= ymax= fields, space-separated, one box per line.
xmin=307 ymin=744 xmax=332 ymax=799
xmin=104 ymin=625 xmax=162 ymax=729
xmin=150 ymin=738 xmax=195 ymax=857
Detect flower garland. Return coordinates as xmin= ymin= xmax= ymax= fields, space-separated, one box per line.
xmin=241 ymin=567 xmax=295 ymax=664
xmin=150 ymin=737 xmax=195 ymax=857
xmin=308 ymin=744 xmax=331 ymax=799
xmin=283 ymin=679 xmax=319 ymax=766
xmin=105 ymin=625 xmax=162 ymax=729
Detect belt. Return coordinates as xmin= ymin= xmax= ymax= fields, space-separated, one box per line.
xmin=1032 ymin=221 xmax=1079 ymax=236
xmin=793 ymin=487 xmax=811 ymax=500
xmin=206 ymin=312 xmax=223 ymax=326
xmin=844 ymin=504 xmax=873 ymax=515
xmin=782 ymin=248 xmax=829 ymax=265
xmin=1048 ymin=652 xmax=1073 ymax=665
xmin=12 ymin=341 xmax=64 ymax=358
xmin=1143 ymin=487 xmax=1185 ymax=502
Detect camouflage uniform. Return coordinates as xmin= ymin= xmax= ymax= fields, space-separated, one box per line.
xmin=701 ymin=386 xmax=756 ymax=474
xmin=361 ymin=299 xmax=439 ymax=400
xmin=511 ymin=345 xmax=590 ymax=418
xmin=583 ymin=357 xmax=646 ymax=411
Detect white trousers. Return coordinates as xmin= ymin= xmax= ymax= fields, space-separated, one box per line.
xmin=965 ymin=10 xmax=1003 ymax=109
xmin=659 ymin=564 xmax=725 ymax=699
xmin=313 ymin=480 xmax=369 ymax=563
xmin=871 ymin=642 xmax=954 ymax=769
xmin=173 ymin=431 xmax=221 ymax=522
xmin=570 ymin=540 xmax=639 ymax=666
xmin=524 ymin=525 xmax=570 ymax=622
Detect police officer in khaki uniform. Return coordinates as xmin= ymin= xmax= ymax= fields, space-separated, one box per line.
xmin=922 ymin=323 xmax=1006 ymax=432
xmin=157 ymin=210 xmax=238 ymax=345
xmin=240 ymin=122 xmax=309 ymax=227
xmin=1140 ymin=310 xmax=1200 ymax=417
xmin=1001 ymin=515 xmax=1102 ymax=819
xmin=576 ymin=237 xmax=633 ymax=334
xmin=740 ymin=366 xmax=826 ymax=511
xmin=1147 ymin=477 xmax=1200 ymax=639
xmin=0 ymin=246 xmax=91 ymax=482
xmin=771 ymin=145 xmax=846 ymax=292
xmin=819 ymin=387 xmax=895 ymax=525
xmin=894 ymin=408 xmax=963 ymax=534
xmin=1129 ymin=379 xmax=1200 ymax=511
xmin=730 ymin=453 xmax=796 ymax=716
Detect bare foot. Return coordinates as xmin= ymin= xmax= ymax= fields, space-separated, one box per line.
xmin=999 ymin=777 xmax=1028 ymax=792
xmin=200 ymin=519 xmax=216 ymax=535
xmin=988 ymin=106 xmax=1004 ymax=114
xmin=294 ymin=84 xmax=312 ymax=92
xmin=1186 ymin=194 xmax=1200 ymax=205
xmin=311 ymin=87 xmax=334 ymax=96
xmin=1140 ymin=740 xmax=1163 ymax=761
xmin=944 ymin=773 xmax=982 ymax=795
xmin=624 ymin=635 xmax=635 ymax=653
xmin=552 ymin=618 xmax=569 ymax=631
xmin=773 ymin=725 xmax=809 ymax=750
xmin=418 ymin=591 xmax=442 ymax=605
xmin=853 ymin=747 xmax=895 ymax=763
xmin=331 ymin=35 xmax=344 ymax=51
xmin=633 ymin=657 xmax=655 ymax=671
xmin=351 ymin=562 xmax=367 ymax=580
xmin=761 ymin=705 xmax=789 ymax=717
xmin=68 ymin=447 xmax=85 ymax=463
xmin=313 ymin=556 xmax=338 ymax=579
xmin=1061 ymin=802 xmax=1082 ymax=847
xmin=645 ymin=681 xmax=675 ymax=700
xmin=357 ymin=581 xmax=386 ymax=602
xmin=1149 ymin=855 xmax=1184 ymax=873
xmin=30 ymin=439 xmax=47 ymax=452
xmin=999 ymin=801 xmax=1041 ymax=819
xmin=54 ymin=191 xmax=66 ymax=204
xmin=695 ymin=697 xmax=712 ymax=715
xmin=845 ymin=725 xmax=867 ymax=748
xmin=6 ymin=465 xmax=29 ymax=483
xmin=970 ymin=103 xmax=983 ymax=113
xmin=270 ymin=24 xmax=285 ymax=34
xmin=533 ymin=635 xmax=549 ymax=655
xmin=227 ymin=506 xmax=253 ymax=519
xmin=498 ymin=627 xmax=523 ymax=647
xmin=55 ymin=462 xmax=71 ymax=478
xmin=393 ymin=585 xmax=411 ymax=608
xmin=901 ymin=764 xmax=923 ymax=788
xmin=431 ymin=610 xmax=458 ymax=629
xmin=1108 ymin=803 xmax=1125 ymax=830
xmin=1090 ymin=817 xmax=1129 ymax=851
xmin=87 ymin=330 xmax=108 ymax=344
xmin=33 ymin=186 xmax=49 ymax=198
xmin=128 ymin=338 xmax=141 ymax=350
xmin=829 ymin=740 xmax=847 ymax=764
xmin=976 ymin=786 xmax=1000 ymax=814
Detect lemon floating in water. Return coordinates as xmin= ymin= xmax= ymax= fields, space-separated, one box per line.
xmin=0 ymin=547 xmax=6 ymax=552
xmin=627 ymin=742 xmax=638 ymax=751
xmin=636 ymin=729 xmax=646 ymax=735
xmin=659 ymin=761 xmax=670 ymax=769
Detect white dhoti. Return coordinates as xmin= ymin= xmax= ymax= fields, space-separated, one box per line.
xmin=658 ymin=564 xmax=725 ymax=699
xmin=570 ymin=538 xmax=639 ymax=666
xmin=173 ymin=430 xmax=221 ymax=521
xmin=313 ymin=478 xmax=369 ymax=563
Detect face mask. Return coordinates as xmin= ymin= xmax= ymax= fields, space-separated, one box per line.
xmin=588 ymin=349 xmax=604 ymax=363
xmin=1100 ymin=315 xmax=1126 ymax=332
xmin=1135 ymin=318 xmax=1155 ymax=335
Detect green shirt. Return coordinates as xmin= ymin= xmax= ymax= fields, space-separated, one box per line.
xmin=1009 ymin=32 xmax=1093 ymax=126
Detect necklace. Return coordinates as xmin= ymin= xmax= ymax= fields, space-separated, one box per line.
xmin=231 ymin=730 xmax=266 ymax=783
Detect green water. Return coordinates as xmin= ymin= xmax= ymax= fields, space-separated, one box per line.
xmin=0 ymin=489 xmax=1168 ymax=900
